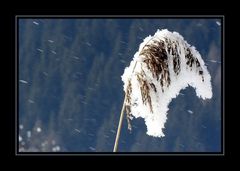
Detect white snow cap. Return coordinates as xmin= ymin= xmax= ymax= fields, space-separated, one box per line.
xmin=122 ymin=29 xmax=212 ymax=137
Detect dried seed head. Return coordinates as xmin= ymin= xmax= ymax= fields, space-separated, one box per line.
xmin=140 ymin=39 xmax=170 ymax=89
xmin=125 ymin=80 xmax=133 ymax=131
xmin=136 ymin=71 xmax=153 ymax=113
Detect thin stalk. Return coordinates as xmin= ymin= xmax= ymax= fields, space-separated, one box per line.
xmin=113 ymin=94 xmax=127 ymax=152
xmin=113 ymin=61 xmax=138 ymax=152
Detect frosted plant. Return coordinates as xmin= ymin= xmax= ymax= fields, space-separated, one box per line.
xmin=121 ymin=29 xmax=212 ymax=138
xmin=113 ymin=29 xmax=212 ymax=152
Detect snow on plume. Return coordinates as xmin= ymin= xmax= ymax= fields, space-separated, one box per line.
xmin=122 ymin=29 xmax=212 ymax=137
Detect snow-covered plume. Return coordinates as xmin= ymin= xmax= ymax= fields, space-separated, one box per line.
xmin=122 ymin=29 xmax=212 ymax=137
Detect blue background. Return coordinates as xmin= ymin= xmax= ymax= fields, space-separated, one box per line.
xmin=18 ymin=18 xmax=222 ymax=152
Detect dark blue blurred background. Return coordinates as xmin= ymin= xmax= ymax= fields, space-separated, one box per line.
xmin=18 ymin=18 xmax=222 ymax=152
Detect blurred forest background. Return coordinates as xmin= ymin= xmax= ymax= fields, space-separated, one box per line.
xmin=18 ymin=18 xmax=222 ymax=152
